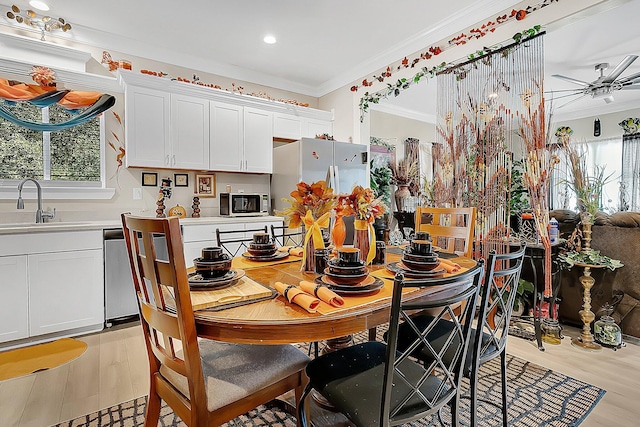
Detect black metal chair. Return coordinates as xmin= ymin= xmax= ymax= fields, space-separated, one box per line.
xmin=216 ymin=226 xmax=268 ymax=257
xmin=393 ymin=243 xmax=527 ymax=426
xmin=298 ymin=261 xmax=485 ymax=427
xmin=270 ymin=224 xmax=304 ymax=247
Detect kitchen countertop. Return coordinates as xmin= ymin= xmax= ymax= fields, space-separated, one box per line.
xmin=0 ymin=215 xmax=284 ymax=235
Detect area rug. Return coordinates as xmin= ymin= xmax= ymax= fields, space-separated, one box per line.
xmin=0 ymin=337 xmax=87 ymax=381
xmin=55 ymin=353 xmax=605 ymax=427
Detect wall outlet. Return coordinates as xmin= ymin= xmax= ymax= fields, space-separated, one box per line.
xmin=133 ymin=187 xmax=143 ymax=200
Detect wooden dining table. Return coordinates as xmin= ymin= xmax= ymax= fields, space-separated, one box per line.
xmin=192 ymin=249 xmax=478 ymax=345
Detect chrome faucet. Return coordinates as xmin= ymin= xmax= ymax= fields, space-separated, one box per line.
xmin=17 ymin=178 xmax=56 ymax=223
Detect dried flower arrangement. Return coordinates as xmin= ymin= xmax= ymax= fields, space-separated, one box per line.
xmin=278 ymin=180 xmax=336 ymax=228
xmin=391 ymin=157 xmax=418 ymax=186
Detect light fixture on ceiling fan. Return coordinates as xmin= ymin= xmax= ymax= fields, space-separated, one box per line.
xmin=549 ymin=55 xmax=640 ymax=108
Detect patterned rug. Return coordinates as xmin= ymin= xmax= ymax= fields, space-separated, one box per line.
xmin=55 ymin=330 xmax=605 ymax=427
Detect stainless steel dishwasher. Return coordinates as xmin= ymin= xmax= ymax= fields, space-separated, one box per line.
xmin=103 ymin=228 xmax=169 ymax=327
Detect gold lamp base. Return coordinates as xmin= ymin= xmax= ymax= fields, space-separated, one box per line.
xmin=571 ymin=336 xmax=602 ymax=352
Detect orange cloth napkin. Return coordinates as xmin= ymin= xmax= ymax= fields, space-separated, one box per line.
xmin=274 ymin=281 xmax=320 ymax=313
xmin=278 ymin=246 xmax=304 ymax=257
xmin=438 ymin=257 xmax=461 ymax=273
xmin=299 ymin=280 xmax=344 ymax=307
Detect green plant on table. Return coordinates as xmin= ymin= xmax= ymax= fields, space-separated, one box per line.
xmin=558 ymin=249 xmax=624 ymax=271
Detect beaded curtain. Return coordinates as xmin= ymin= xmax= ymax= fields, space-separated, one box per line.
xmin=434 ymin=35 xmax=548 ymax=278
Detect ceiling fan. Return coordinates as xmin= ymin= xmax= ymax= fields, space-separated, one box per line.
xmin=550 ymin=54 xmax=640 ymax=108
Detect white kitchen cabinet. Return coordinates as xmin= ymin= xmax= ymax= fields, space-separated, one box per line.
xmin=273 ymin=112 xmax=302 ymax=140
xmin=0 ymin=230 xmax=104 ymax=347
xmin=210 ymin=101 xmax=244 ymax=172
xmin=125 ymin=87 xmax=210 ymax=170
xmin=171 ymin=94 xmax=210 ymax=170
xmin=303 ymin=117 xmax=333 ymax=138
xmin=244 ymin=107 xmax=273 ymax=173
xmin=29 ymin=249 xmax=104 ymax=337
xmin=0 ymin=256 xmax=29 ymax=343
xmin=124 ymin=85 xmax=171 ymax=168
xmin=210 ymin=103 xmax=273 ymax=173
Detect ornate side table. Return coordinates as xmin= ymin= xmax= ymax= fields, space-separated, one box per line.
xmin=571 ymin=262 xmax=604 ymax=352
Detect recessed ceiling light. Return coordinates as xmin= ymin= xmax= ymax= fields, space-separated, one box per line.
xmin=29 ymin=1 xmax=50 ymax=11
xmin=263 ymin=35 xmax=276 ymax=45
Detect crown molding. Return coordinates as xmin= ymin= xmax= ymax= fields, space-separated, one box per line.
xmin=370 ymin=102 xmax=436 ymax=124
xmin=0 ymin=31 xmax=91 ymax=72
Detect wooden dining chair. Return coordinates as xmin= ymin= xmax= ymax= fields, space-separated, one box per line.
xmin=414 ymin=207 xmax=476 ymax=258
xmin=216 ymin=225 xmax=268 ymax=257
xmin=393 ymin=243 xmax=527 ymax=426
xmin=298 ymin=261 xmax=485 ymax=427
xmin=121 ymin=214 xmax=310 ymax=427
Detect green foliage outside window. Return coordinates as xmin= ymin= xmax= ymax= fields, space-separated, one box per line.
xmin=0 ymin=102 xmax=101 ymax=182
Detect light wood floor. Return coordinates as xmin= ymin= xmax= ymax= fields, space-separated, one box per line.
xmin=0 ymin=322 xmax=638 ymax=427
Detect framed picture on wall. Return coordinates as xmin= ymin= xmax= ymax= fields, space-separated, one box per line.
xmin=370 ymin=138 xmax=397 ymax=169
xmin=174 ymin=173 xmax=189 ymax=187
xmin=195 ymin=174 xmax=216 ymax=197
xmin=141 ymin=172 xmax=158 ymax=186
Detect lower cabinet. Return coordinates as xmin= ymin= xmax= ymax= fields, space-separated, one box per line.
xmin=0 ymin=256 xmax=29 ymax=342
xmin=0 ymin=230 xmax=104 ymax=346
xmin=29 ymin=249 xmax=104 ymax=337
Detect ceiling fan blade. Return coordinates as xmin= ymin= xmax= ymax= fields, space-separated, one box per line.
xmin=544 ymin=89 xmax=585 ymax=93
xmin=547 ymin=92 xmax=584 ymax=101
xmin=552 ymin=74 xmax=590 ymax=86
xmin=618 ymin=71 xmax=640 ymax=84
xmin=621 ymin=84 xmax=640 ymax=90
xmin=556 ymin=94 xmax=587 ymax=109
xmin=602 ymin=55 xmax=639 ymax=83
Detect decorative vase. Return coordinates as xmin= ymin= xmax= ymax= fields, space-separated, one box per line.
xmin=303 ymin=236 xmax=315 ymax=273
xmin=394 ymin=185 xmax=411 ymax=212
xmin=353 ymin=219 xmax=372 ymax=265
xmin=331 ymin=216 xmax=346 ymax=248
xmin=594 ymin=314 xmax=622 ymax=347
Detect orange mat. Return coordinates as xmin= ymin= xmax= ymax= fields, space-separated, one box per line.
xmin=0 ymin=338 xmax=87 ymax=381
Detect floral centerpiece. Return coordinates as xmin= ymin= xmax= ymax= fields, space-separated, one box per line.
xmin=278 ymin=180 xmax=336 ymax=271
xmin=333 ymin=186 xmax=386 ymax=264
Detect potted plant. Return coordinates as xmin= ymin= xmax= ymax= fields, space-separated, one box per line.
xmin=370 ymin=160 xmax=392 ymax=241
xmin=391 ymin=157 xmax=418 ymax=212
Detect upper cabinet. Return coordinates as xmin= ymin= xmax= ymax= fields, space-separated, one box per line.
xmin=119 ymin=71 xmax=332 ymax=173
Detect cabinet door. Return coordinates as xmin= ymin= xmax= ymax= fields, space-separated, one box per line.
xmin=303 ymin=118 xmax=333 ymax=138
xmin=210 ymin=101 xmax=244 ymax=172
xmin=125 ymin=86 xmax=171 ymax=168
xmin=244 ymin=107 xmax=273 ymax=173
xmin=171 ymin=94 xmax=210 ymax=170
xmin=273 ymin=112 xmax=301 ymax=140
xmin=0 ymin=256 xmax=29 ymax=343
xmin=29 ymin=249 xmax=104 ymax=336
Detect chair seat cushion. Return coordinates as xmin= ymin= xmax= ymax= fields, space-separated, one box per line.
xmin=306 ymin=341 xmax=452 ymax=426
xmin=391 ymin=316 xmax=498 ymax=376
xmin=159 ymin=339 xmax=309 ymax=412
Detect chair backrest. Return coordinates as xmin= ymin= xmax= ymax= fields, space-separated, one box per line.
xmin=414 ymin=207 xmax=476 ymax=258
xmin=270 ymin=224 xmax=304 ymax=247
xmin=382 ymin=261 xmax=485 ymax=425
xmin=473 ymin=243 xmax=527 ymax=365
xmin=216 ymin=225 xmax=268 ymax=257
xmin=121 ymin=214 xmax=208 ymax=417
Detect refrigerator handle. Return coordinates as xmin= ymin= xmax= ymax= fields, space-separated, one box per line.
xmin=327 ymin=165 xmax=336 ymax=192
xmin=333 ymin=166 xmax=340 ymax=194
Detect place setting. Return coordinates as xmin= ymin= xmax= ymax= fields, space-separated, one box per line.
xmin=190 ymin=246 xmax=245 ymax=289
xmin=241 ymin=232 xmax=289 ymax=261
xmin=385 ymin=232 xmax=449 ymax=279
xmin=315 ymin=247 xmax=384 ymax=295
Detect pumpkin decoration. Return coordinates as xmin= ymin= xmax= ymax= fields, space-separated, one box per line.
xmin=168 ymin=204 xmax=186 ymax=218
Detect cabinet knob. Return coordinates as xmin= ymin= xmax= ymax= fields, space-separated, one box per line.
xmin=172 ymin=155 xmax=176 ymax=166
xmin=165 ymin=155 xmax=170 ymax=166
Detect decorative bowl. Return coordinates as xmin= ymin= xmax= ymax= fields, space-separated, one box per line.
xmin=323 ymin=268 xmax=369 ymax=286
xmin=328 ymin=262 xmax=368 ymax=276
xmin=247 ymin=245 xmax=277 ymax=256
xmin=400 ymin=256 xmax=440 ymax=271
xmin=193 ymin=256 xmax=232 ymax=278
xmin=403 ymin=251 xmax=438 ymax=263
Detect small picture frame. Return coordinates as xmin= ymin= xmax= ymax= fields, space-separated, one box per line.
xmin=195 ymin=174 xmax=216 ymax=197
xmin=141 ymin=172 xmax=158 ymax=187
xmin=174 ymin=173 xmax=189 ymax=187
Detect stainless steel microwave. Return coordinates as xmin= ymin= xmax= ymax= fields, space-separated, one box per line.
xmin=219 ymin=193 xmax=269 ymax=216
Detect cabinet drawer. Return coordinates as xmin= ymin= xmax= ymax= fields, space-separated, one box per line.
xmin=0 ymin=230 xmax=103 ymax=256
xmin=182 ymin=222 xmax=243 ymax=243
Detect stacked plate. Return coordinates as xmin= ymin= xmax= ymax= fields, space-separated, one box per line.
xmin=386 ymin=234 xmax=445 ymax=278
xmin=194 ymin=246 xmax=232 ymax=278
xmin=243 ymin=232 xmax=289 ymax=261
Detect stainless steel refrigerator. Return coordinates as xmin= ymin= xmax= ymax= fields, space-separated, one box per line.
xmin=271 ymin=138 xmax=368 ymax=214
